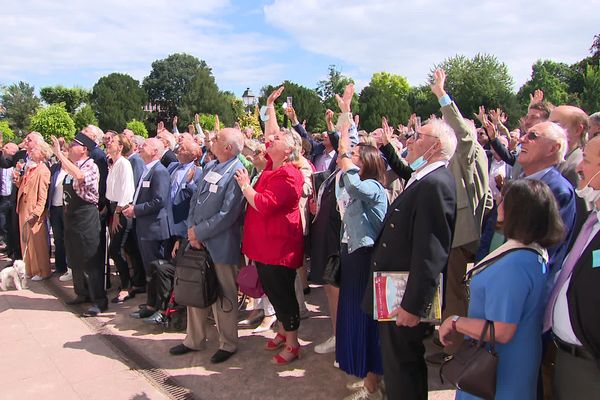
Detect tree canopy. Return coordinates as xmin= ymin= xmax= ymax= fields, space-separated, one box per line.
xmin=359 ymin=72 xmax=412 ymax=131
xmin=91 ymin=72 xmax=146 ymax=132
xmin=29 ymin=103 xmax=76 ymax=142
xmin=40 ymin=86 xmax=90 ymax=114
xmin=0 ymin=81 xmax=40 ymax=132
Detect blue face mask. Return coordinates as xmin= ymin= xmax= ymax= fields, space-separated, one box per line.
xmin=409 ymin=156 xmax=427 ymax=170
xmin=408 ymin=143 xmax=436 ymax=171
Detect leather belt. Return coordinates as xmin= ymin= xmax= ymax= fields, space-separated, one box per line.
xmin=553 ymin=335 xmax=596 ymax=361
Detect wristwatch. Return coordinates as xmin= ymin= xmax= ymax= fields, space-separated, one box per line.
xmin=451 ymin=315 xmax=460 ymax=331
xmin=341 ymin=152 xmax=352 ymax=159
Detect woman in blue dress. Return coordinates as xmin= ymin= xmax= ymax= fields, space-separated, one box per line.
xmin=439 ymin=179 xmax=566 ymax=400
xmin=334 ymin=124 xmax=388 ymax=400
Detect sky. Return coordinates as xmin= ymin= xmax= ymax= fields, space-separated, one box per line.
xmin=1 ymin=0 xmax=598 ymax=99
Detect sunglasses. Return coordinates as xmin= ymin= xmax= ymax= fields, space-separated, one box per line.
xmin=524 ymin=131 xmax=550 ymax=141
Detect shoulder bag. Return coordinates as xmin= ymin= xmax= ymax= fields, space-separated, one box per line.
xmin=440 ymin=320 xmax=498 ymax=400
xmin=174 ymin=241 xmax=219 ymax=309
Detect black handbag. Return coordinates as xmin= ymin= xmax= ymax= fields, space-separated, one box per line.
xmin=322 ymin=253 xmax=341 ymax=287
xmin=173 ymin=242 xmax=219 ymax=309
xmin=440 ymin=320 xmax=498 ymax=400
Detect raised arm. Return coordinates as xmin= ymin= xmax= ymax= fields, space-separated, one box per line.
xmin=264 ymin=86 xmax=284 ymax=142
xmin=50 ymin=135 xmax=85 ymax=181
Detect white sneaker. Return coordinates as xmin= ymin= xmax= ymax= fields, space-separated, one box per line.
xmin=334 ymin=360 xmax=340 ymax=368
xmin=31 ymin=275 xmax=43 ymax=281
xmin=343 ymin=387 xmax=383 ymax=400
xmin=59 ymin=269 xmax=73 ymax=282
xmin=314 ymin=335 xmax=336 ymax=354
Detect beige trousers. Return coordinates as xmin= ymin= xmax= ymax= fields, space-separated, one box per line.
xmin=184 ymin=263 xmax=239 ymax=352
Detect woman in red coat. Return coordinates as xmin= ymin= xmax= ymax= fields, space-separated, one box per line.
xmin=235 ymin=86 xmax=305 ymax=365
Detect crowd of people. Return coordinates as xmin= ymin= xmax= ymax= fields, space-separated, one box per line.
xmin=1 ymin=68 xmax=600 ymax=400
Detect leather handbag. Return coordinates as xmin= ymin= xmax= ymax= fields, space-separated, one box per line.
xmin=322 ymin=253 xmax=341 ymax=287
xmin=236 ymin=261 xmax=264 ymax=298
xmin=174 ymin=242 xmax=219 ymax=309
xmin=440 ymin=320 xmax=498 ymax=400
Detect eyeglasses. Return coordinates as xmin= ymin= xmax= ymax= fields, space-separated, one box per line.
xmin=413 ymin=131 xmax=438 ymax=141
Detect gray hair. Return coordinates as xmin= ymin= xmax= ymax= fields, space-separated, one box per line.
xmin=281 ymin=128 xmax=302 ymax=163
xmin=590 ymin=112 xmax=600 ymax=126
xmin=85 ymin=125 xmax=104 ymax=144
xmin=427 ymin=119 xmax=457 ymax=161
xmin=221 ymin=128 xmax=244 ymax=155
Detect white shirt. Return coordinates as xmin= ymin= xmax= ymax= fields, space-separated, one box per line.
xmin=552 ymin=211 xmax=600 ymax=345
xmin=489 ymin=159 xmax=507 ymax=201
xmin=51 ymin=168 xmax=68 ymax=207
xmin=106 ymin=156 xmax=135 ymax=207
xmin=0 ymin=168 xmax=13 ymax=196
xmin=405 ymin=160 xmax=448 ymax=190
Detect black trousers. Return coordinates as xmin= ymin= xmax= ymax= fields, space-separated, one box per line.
xmin=124 ymin=220 xmax=145 ymax=288
xmin=554 ymin=345 xmax=600 ymax=399
xmin=146 ymin=260 xmax=176 ymax=310
xmin=137 ymin=237 xmax=164 ymax=283
xmin=108 ymin=211 xmax=131 ymax=289
xmin=49 ymin=206 xmax=67 ymax=273
xmin=256 ymin=262 xmax=299 ymax=331
xmin=378 ymin=322 xmax=428 ymax=400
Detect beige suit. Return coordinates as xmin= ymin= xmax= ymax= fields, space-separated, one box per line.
xmin=16 ymin=163 xmax=51 ymax=278
xmin=441 ymin=102 xmax=492 ymax=321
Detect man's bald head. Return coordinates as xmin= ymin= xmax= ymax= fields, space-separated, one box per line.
xmin=2 ymin=142 xmax=19 ymax=156
xmin=550 ymin=105 xmax=589 ymax=150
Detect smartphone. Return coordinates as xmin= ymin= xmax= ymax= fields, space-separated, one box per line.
xmin=287 ymin=96 xmax=293 ymax=108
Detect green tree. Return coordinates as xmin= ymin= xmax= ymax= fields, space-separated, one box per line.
xmin=73 ymin=104 xmax=98 ymax=131
xmin=40 ymin=86 xmax=90 ymax=114
xmin=29 ymin=104 xmax=76 ymax=142
xmin=91 ymin=73 xmax=146 ymax=132
xmin=126 ymin=119 xmax=149 ymax=138
xmin=359 ymin=72 xmax=412 ymax=131
xmin=237 ymin=106 xmax=262 ymax=137
xmin=0 ymin=81 xmax=41 ymax=131
xmin=433 ymin=54 xmax=517 ymax=126
xmin=581 ymin=62 xmax=600 ymax=113
xmin=259 ymin=81 xmax=326 ymax=132
xmin=0 ymin=120 xmax=16 ymax=142
xmin=143 ymin=53 xmax=209 ymax=123
xmin=407 ymin=85 xmax=440 ymax=121
xmin=516 ymin=60 xmax=578 ymax=109
xmin=316 ymin=65 xmax=359 ymax=112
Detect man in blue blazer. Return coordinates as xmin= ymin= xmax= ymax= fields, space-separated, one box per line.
xmin=169 ymin=128 xmax=246 ymax=364
xmin=165 ymin=139 xmax=203 ymax=256
xmin=122 ymin=138 xmax=171 ymax=313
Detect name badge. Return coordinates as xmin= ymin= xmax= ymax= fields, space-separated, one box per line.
xmin=204 ymin=171 xmax=222 ymax=184
xmin=209 ymin=184 xmax=218 ymax=193
xmin=593 ymin=250 xmax=600 ymax=268
xmin=142 ymin=181 xmax=150 ymax=188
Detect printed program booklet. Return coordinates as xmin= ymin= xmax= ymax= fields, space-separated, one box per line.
xmin=373 ymin=271 xmax=443 ymax=324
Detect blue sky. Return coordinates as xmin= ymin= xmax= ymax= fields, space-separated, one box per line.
xmin=1 ymin=0 xmax=598 ymax=99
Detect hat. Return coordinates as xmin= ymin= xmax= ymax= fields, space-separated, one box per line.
xmin=73 ymin=132 xmax=96 ymax=152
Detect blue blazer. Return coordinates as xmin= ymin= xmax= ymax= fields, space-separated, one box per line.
xmin=133 ymin=162 xmax=171 ymax=241
xmin=166 ymin=161 xmax=203 ymax=238
xmin=187 ymin=157 xmax=245 ymax=265
xmin=128 ymin=153 xmax=145 ymax=187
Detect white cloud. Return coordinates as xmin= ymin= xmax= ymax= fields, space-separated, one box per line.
xmin=264 ymin=0 xmax=600 ymax=89
xmin=0 ymin=0 xmax=284 ymax=92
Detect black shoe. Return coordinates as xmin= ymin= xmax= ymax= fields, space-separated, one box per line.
xmin=303 ymin=286 xmax=311 ymax=295
xmin=143 ymin=311 xmax=166 ymax=325
xmin=130 ymin=308 xmax=155 ymax=319
xmin=210 ymin=349 xmax=235 ymax=364
xmin=425 ymin=351 xmax=449 ymax=365
xmin=66 ymin=296 xmax=89 ymax=305
xmin=82 ymin=304 xmax=107 ymax=317
xmin=170 ymin=344 xmax=196 ymax=356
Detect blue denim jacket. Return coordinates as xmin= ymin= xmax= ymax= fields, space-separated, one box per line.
xmin=336 ymin=167 xmax=388 ymax=253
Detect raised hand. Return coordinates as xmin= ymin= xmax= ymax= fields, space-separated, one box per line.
xmin=381 ymin=117 xmax=393 ymax=146
xmin=354 ymin=114 xmax=360 ymax=127
xmin=325 ymin=109 xmax=335 ymax=132
xmin=482 ymin=114 xmax=497 ymax=141
xmin=157 ymin=121 xmax=165 ymax=133
xmin=474 ymin=105 xmax=486 ymax=124
xmin=335 ymin=83 xmax=355 ymax=113
xmin=285 ymin=106 xmax=298 ymax=125
xmin=489 ymin=108 xmax=507 ymax=125
xmin=430 ymin=68 xmax=447 ymax=98
xmin=214 ymin=115 xmax=220 ymax=132
xmin=267 ymin=86 xmax=284 ymax=106
xmin=50 ymin=135 xmax=62 ymax=156
xmin=173 ymin=116 xmax=178 ymax=128
xmin=195 ymin=113 xmax=200 ymax=123
xmin=529 ymin=89 xmax=544 ymax=107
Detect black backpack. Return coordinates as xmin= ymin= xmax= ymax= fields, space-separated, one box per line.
xmin=173 ymin=241 xmax=219 ymax=309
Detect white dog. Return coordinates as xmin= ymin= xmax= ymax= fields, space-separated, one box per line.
xmin=0 ymin=260 xmax=27 ymax=291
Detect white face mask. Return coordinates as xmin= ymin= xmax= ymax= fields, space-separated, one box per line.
xmin=575 ymin=169 xmax=600 ymax=204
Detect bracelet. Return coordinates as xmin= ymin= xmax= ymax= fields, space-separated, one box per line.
xmin=451 ymin=315 xmax=460 ymax=331
xmin=241 ymin=183 xmax=250 ymax=192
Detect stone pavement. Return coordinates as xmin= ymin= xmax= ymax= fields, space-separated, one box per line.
xmin=1 ymin=256 xmax=456 ymax=400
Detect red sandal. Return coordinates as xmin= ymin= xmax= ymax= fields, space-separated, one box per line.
xmin=271 ymin=344 xmax=300 ymax=365
xmin=264 ymin=332 xmax=286 ymax=350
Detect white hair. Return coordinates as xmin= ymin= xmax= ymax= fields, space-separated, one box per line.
xmin=590 ymin=112 xmax=600 ymax=126
xmin=541 ymin=122 xmax=568 ymax=162
xmin=221 ymin=128 xmax=244 ymax=155
xmin=85 ymin=125 xmax=104 ymax=144
xmin=427 ymin=119 xmax=457 ymax=161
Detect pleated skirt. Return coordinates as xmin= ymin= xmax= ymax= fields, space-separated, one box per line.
xmin=336 ymin=244 xmax=383 ymax=378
